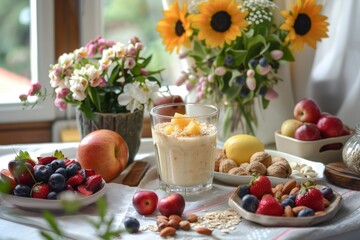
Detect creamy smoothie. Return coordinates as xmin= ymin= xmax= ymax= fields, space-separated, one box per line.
xmin=152 ymin=121 xmax=217 ymax=188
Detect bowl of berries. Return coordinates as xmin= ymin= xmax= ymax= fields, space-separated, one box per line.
xmin=0 ymin=150 xmax=106 ymax=211
xmin=228 ymin=175 xmax=342 ymax=227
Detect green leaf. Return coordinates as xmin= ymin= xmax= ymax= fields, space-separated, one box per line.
xmin=88 ymin=87 xmax=102 ymax=112
xmin=15 ymin=150 xmax=31 ymax=161
xmin=43 ymin=211 xmax=63 ymax=236
xmin=0 ymin=180 xmax=11 ymax=194
xmin=80 ymin=99 xmax=96 ymax=120
xmin=40 ymin=231 xmax=55 ymax=240
xmin=227 ymin=49 xmax=247 ymax=66
xmin=138 ymin=55 xmax=152 ymax=68
xmin=53 ymin=150 xmax=64 ymax=160
xmin=97 ymin=197 xmax=107 ymax=222
xmin=281 ymin=46 xmax=295 ymax=61
xmin=108 ymin=64 xmax=121 ymax=86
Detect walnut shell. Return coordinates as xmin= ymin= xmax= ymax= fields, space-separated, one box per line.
xmin=214 ymin=149 xmax=226 ymax=172
xmin=219 ymin=158 xmax=237 ymax=173
xmin=267 ymin=157 xmax=292 ymax=178
xmin=228 ymin=167 xmax=247 ymax=176
xmin=240 ymin=162 xmax=250 ymax=169
xmin=250 ymin=152 xmax=272 ymax=168
xmin=245 ymin=162 xmax=267 ymax=176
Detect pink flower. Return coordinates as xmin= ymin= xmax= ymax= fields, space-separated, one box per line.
xmin=185 ymin=80 xmax=194 ymax=91
xmin=54 ymin=98 xmax=67 ymax=111
xmin=140 ymin=68 xmax=148 ymax=76
xmin=56 ymin=87 xmax=69 ymax=98
xmin=265 ymin=88 xmax=279 ymax=100
xmin=124 ymin=58 xmax=135 ymax=69
xmin=127 ymin=45 xmax=137 ymax=56
xmin=19 ymin=94 xmax=28 ymax=101
xmin=28 ymin=83 xmax=42 ymax=96
xmin=135 ymin=42 xmax=143 ymax=51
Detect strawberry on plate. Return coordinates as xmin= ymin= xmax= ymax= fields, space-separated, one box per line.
xmin=249 ymin=175 xmax=273 ymax=200
xmin=255 ymin=194 xmax=284 ymax=216
xmin=295 ymin=181 xmax=324 ymax=211
xmin=32 ymin=183 xmax=50 ymax=199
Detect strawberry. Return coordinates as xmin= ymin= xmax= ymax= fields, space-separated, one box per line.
xmin=64 ymin=158 xmax=76 ymax=167
xmin=77 ymin=185 xmax=93 ymax=196
xmin=66 ymin=171 xmax=85 ymax=187
xmin=255 ymin=195 xmax=284 ymax=216
xmin=37 ymin=156 xmax=57 ymax=165
xmin=85 ymin=174 xmax=103 ymax=193
xmin=31 ymin=183 xmax=50 ymax=199
xmin=295 ymin=182 xmax=324 ymax=211
xmin=85 ymin=169 xmax=96 ymax=177
xmin=249 ymin=175 xmax=273 ymax=199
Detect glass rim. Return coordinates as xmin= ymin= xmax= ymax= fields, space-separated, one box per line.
xmin=150 ymin=103 xmax=218 ymax=119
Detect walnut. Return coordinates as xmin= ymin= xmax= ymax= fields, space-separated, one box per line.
xmin=239 ymin=162 xmax=250 ymax=169
xmin=214 ymin=149 xmax=226 ymax=172
xmin=267 ymin=157 xmax=292 ymax=178
xmin=219 ymin=158 xmax=237 ymax=173
xmin=245 ymin=162 xmax=267 ymax=176
xmin=228 ymin=166 xmax=247 ymax=176
xmin=250 ymin=152 xmax=272 ymax=168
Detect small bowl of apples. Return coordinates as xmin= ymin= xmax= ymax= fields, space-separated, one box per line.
xmin=275 ymin=98 xmax=353 ymax=165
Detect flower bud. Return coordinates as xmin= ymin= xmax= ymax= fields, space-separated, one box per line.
xmin=270 ymin=50 xmax=284 ymax=60
xmin=246 ymin=77 xmax=256 ymax=90
xmin=215 ymin=66 xmax=227 ymax=76
xmin=140 ymin=68 xmax=148 ymax=76
xmin=247 ymin=69 xmax=255 ymax=78
xmin=54 ymin=98 xmax=67 ymax=111
xmin=208 ymin=74 xmax=215 ymax=83
xmin=28 ymin=83 xmax=42 ymax=96
xmin=185 ymin=80 xmax=194 ymax=91
xmin=19 ymin=94 xmax=28 ymax=102
xmin=256 ymin=65 xmax=271 ymax=75
xmin=264 ymin=88 xmax=279 ymax=100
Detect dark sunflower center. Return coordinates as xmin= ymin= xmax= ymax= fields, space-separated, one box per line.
xmin=211 ymin=11 xmax=232 ymax=32
xmin=175 ymin=20 xmax=185 ymax=37
xmin=294 ymin=13 xmax=311 ymax=35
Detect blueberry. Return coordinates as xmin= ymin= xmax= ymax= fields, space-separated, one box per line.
xmin=248 ymin=59 xmax=258 ymax=68
xmin=34 ymin=165 xmax=53 ymax=183
xmin=55 ymin=167 xmax=67 ymax=178
xmin=48 ymin=173 xmax=66 ymax=192
xmin=50 ymin=160 xmax=65 ymax=172
xmin=224 ymin=55 xmax=234 ymax=67
xmin=297 ymin=208 xmax=315 ymax=217
xmin=47 ymin=191 xmax=57 ymax=200
xmin=259 ymin=57 xmax=268 ymax=67
xmin=124 ymin=217 xmax=140 ymax=233
xmin=235 ymin=75 xmax=246 ymax=85
xmin=320 ymin=186 xmax=334 ymax=201
xmin=287 ymin=194 xmax=297 ymax=201
xmin=281 ymin=198 xmax=295 ymax=208
xmin=13 ymin=184 xmax=31 ymax=197
xmin=238 ymin=185 xmax=250 ymax=199
xmin=66 ymin=163 xmax=79 ymax=177
xmin=241 ymin=194 xmax=259 ymax=213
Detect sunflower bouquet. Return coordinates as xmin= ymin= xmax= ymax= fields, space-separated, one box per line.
xmin=157 ymin=0 xmax=329 ymax=140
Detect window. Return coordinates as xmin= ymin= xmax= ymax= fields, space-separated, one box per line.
xmin=0 ymin=0 xmax=55 ymax=123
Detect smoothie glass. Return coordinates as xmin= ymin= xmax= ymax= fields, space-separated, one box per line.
xmin=150 ymin=103 xmax=218 ymax=195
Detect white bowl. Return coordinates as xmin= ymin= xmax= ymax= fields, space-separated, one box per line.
xmin=274 ymin=130 xmax=352 ymax=165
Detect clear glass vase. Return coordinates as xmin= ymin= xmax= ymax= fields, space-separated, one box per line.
xmin=217 ymin=99 xmax=257 ymax=146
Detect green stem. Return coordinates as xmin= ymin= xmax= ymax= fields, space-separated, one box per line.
xmin=239 ymin=103 xmax=255 ymax=136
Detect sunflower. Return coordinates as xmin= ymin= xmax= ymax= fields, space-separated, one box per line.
xmin=280 ymin=0 xmax=329 ymax=52
xmin=156 ymin=0 xmax=193 ymax=53
xmin=191 ymin=0 xmax=248 ymax=49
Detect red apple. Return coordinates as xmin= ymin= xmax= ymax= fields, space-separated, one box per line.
xmin=0 ymin=169 xmax=16 ymax=191
xmin=317 ymin=116 xmax=344 ymax=138
xmin=294 ymin=123 xmax=321 ymax=141
xmin=153 ymin=94 xmax=185 ymax=116
xmin=157 ymin=193 xmax=185 ymax=217
xmin=132 ymin=190 xmax=158 ymax=215
xmin=293 ymin=98 xmax=321 ymax=123
xmin=77 ymin=130 xmax=129 ymax=182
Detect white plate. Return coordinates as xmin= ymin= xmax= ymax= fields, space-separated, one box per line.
xmin=214 ymin=149 xmax=325 ymax=186
xmin=0 ymin=180 xmax=106 ymax=211
xmin=229 ymin=184 xmax=343 ymax=227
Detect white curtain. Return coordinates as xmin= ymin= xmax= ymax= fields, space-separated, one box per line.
xmin=308 ymin=0 xmax=360 ymax=129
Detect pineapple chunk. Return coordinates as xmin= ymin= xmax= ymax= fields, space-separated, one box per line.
xmin=164 ymin=125 xmax=174 ymax=134
xmin=184 ymin=120 xmax=201 ymax=136
xmin=171 ymin=113 xmax=193 ymax=129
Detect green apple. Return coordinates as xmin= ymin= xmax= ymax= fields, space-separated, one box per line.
xmin=280 ymin=119 xmax=302 ymax=138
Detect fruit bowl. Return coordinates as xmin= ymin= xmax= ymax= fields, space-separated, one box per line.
xmin=228 ymin=184 xmax=343 ymax=227
xmin=0 ymin=180 xmax=106 ymax=211
xmin=275 ymin=130 xmax=352 ymax=164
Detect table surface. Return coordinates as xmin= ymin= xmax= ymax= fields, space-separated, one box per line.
xmin=0 ymin=139 xmax=359 ymax=240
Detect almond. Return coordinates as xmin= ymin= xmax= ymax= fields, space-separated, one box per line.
xmin=292 ymin=206 xmax=307 ymax=216
xmin=187 ymin=214 xmax=198 ymax=223
xmin=169 ymin=214 xmax=182 ymax=223
xmin=274 ymin=190 xmax=282 ymax=200
xmin=157 ymin=222 xmax=167 ymax=231
xmin=168 ymin=219 xmax=180 ymax=229
xmin=315 ymin=211 xmax=326 ymax=216
xmin=284 ymin=205 xmax=294 ymax=217
xmin=281 ymin=194 xmax=289 ymax=202
xmin=160 ymin=227 xmax=176 ymax=238
xmin=282 ymin=180 xmax=297 ymax=195
xmin=289 ymin=186 xmax=300 ymax=195
xmin=196 ymin=227 xmax=212 ymax=235
xmin=156 ymin=219 xmax=168 ymax=226
xmin=275 ymin=183 xmax=284 ymax=192
xmin=179 ymin=220 xmax=191 ymax=230
xmin=323 ymin=198 xmax=330 ymax=208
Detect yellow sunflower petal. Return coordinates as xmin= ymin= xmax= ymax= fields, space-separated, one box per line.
xmin=281 ymin=0 xmax=329 ymax=52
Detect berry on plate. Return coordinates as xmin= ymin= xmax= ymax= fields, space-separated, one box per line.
xmin=249 ymin=175 xmax=273 ymax=199
xmin=295 ymin=181 xmax=324 ymax=211
xmin=255 ymin=194 xmax=283 ymax=216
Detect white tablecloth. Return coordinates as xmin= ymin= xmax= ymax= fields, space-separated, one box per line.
xmin=0 ymin=139 xmax=359 ymax=240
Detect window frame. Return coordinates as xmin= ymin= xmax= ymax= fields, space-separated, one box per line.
xmin=0 ymin=0 xmax=56 ymax=123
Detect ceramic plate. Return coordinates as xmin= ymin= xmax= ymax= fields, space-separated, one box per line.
xmin=214 ymin=149 xmax=325 ymax=186
xmin=229 ymin=184 xmax=343 ymax=227
xmin=0 ymin=180 xmax=106 ymax=211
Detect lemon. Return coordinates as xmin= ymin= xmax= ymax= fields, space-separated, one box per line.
xmin=224 ymin=134 xmax=265 ymax=165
